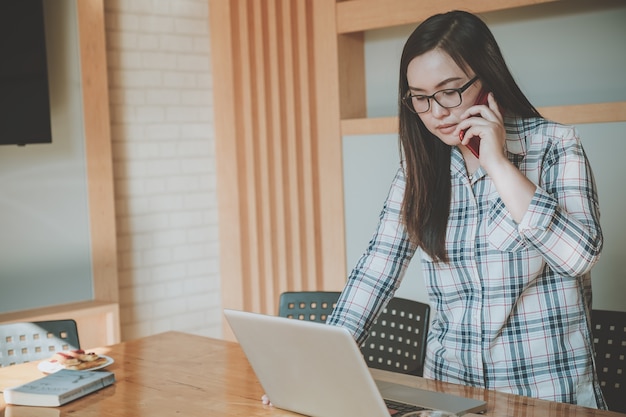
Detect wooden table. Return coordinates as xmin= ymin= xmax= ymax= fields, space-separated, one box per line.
xmin=0 ymin=331 xmax=622 ymax=416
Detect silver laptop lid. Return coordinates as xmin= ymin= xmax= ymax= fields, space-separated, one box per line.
xmin=224 ymin=309 xmax=486 ymax=416
xmin=225 ymin=308 xmax=391 ymax=417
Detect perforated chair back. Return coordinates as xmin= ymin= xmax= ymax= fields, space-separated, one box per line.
xmin=0 ymin=320 xmax=80 ymax=367
xmin=360 ymin=297 xmax=430 ymax=376
xmin=591 ymin=309 xmax=626 ymax=413
xmin=278 ymin=291 xmax=341 ymax=323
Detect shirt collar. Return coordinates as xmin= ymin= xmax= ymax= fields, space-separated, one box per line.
xmin=503 ymin=116 xmax=527 ymax=156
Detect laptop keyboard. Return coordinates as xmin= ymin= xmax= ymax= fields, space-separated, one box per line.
xmin=385 ymin=399 xmax=427 ymax=416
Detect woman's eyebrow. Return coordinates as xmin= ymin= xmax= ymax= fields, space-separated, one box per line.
xmin=408 ymin=76 xmax=464 ymax=93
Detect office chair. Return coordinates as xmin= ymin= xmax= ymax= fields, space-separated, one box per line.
xmin=591 ymin=309 xmax=626 ymax=413
xmin=278 ymin=291 xmax=430 ymax=376
xmin=360 ymin=297 xmax=430 ymax=376
xmin=278 ymin=291 xmax=341 ymax=323
xmin=0 ymin=319 xmax=80 ymax=367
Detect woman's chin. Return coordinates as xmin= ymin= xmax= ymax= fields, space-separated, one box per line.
xmin=437 ymin=134 xmax=462 ymax=147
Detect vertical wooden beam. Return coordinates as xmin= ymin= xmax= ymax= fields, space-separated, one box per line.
xmin=311 ymin=0 xmax=347 ymax=290
xmin=278 ymin=0 xmax=303 ymax=293
xmin=209 ymin=0 xmax=245 ymax=320
xmin=264 ymin=0 xmax=288 ymax=309
xmin=76 ymin=0 xmax=118 ymax=303
xmin=296 ymin=1 xmax=318 ymax=289
xmin=237 ymin=0 xmax=261 ymax=313
xmin=338 ymin=32 xmax=366 ymax=119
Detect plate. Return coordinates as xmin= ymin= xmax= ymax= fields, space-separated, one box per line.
xmin=37 ymin=355 xmax=114 ymax=374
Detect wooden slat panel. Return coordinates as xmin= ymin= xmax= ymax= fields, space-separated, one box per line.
xmin=341 ymin=102 xmax=626 ymax=135
xmin=211 ymin=0 xmax=348 ymax=328
xmin=336 ymin=0 xmax=561 ymax=33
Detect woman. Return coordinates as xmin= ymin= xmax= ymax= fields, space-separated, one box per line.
xmin=326 ymin=10 xmax=605 ymax=408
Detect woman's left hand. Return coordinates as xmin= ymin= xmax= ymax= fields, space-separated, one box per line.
xmin=457 ymin=92 xmax=537 ymax=222
xmin=457 ymin=92 xmax=507 ymax=169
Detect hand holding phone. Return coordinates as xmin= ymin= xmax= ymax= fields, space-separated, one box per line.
xmin=459 ymin=89 xmax=489 ymax=158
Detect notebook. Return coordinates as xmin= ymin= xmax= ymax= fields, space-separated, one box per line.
xmin=224 ymin=309 xmax=487 ymax=417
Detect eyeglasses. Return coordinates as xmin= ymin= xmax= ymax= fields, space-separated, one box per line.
xmin=402 ymin=76 xmax=479 ymax=114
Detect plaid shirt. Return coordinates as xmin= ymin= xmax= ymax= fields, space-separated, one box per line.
xmin=327 ymin=117 xmax=606 ymax=408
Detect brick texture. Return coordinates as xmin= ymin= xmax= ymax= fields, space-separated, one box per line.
xmin=104 ymin=0 xmax=221 ymax=340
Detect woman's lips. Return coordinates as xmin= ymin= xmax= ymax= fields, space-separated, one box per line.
xmin=437 ymin=123 xmax=457 ymax=135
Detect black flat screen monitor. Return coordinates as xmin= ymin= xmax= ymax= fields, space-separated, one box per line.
xmin=0 ymin=0 xmax=52 ymax=146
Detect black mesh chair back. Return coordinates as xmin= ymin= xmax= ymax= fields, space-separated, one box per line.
xmin=360 ymin=297 xmax=430 ymax=376
xmin=278 ymin=291 xmax=341 ymax=323
xmin=278 ymin=291 xmax=430 ymax=377
xmin=591 ymin=309 xmax=626 ymax=413
xmin=0 ymin=319 xmax=80 ymax=367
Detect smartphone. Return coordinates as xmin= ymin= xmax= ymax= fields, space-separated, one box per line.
xmin=460 ymin=89 xmax=489 ymax=158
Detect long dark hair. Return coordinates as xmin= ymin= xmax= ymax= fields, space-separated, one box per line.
xmin=398 ymin=10 xmax=541 ymax=262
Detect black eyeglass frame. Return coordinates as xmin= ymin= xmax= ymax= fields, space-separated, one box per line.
xmin=402 ymin=76 xmax=479 ymax=114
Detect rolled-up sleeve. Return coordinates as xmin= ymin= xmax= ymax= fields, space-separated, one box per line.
xmin=516 ymin=128 xmax=603 ymax=276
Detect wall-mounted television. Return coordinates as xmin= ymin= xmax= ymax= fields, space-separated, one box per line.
xmin=0 ymin=0 xmax=52 ymax=146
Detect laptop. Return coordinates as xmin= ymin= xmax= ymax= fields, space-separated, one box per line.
xmin=224 ymin=309 xmax=487 ymax=417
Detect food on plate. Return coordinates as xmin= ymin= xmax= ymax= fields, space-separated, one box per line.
xmin=50 ymin=349 xmax=109 ymax=370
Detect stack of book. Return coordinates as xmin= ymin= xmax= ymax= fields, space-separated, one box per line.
xmin=3 ymin=369 xmax=115 ymax=407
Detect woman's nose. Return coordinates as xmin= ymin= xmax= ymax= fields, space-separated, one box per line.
xmin=430 ymin=100 xmax=449 ymax=118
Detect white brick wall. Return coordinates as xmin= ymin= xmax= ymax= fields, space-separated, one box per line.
xmin=104 ymin=0 xmax=221 ymax=340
